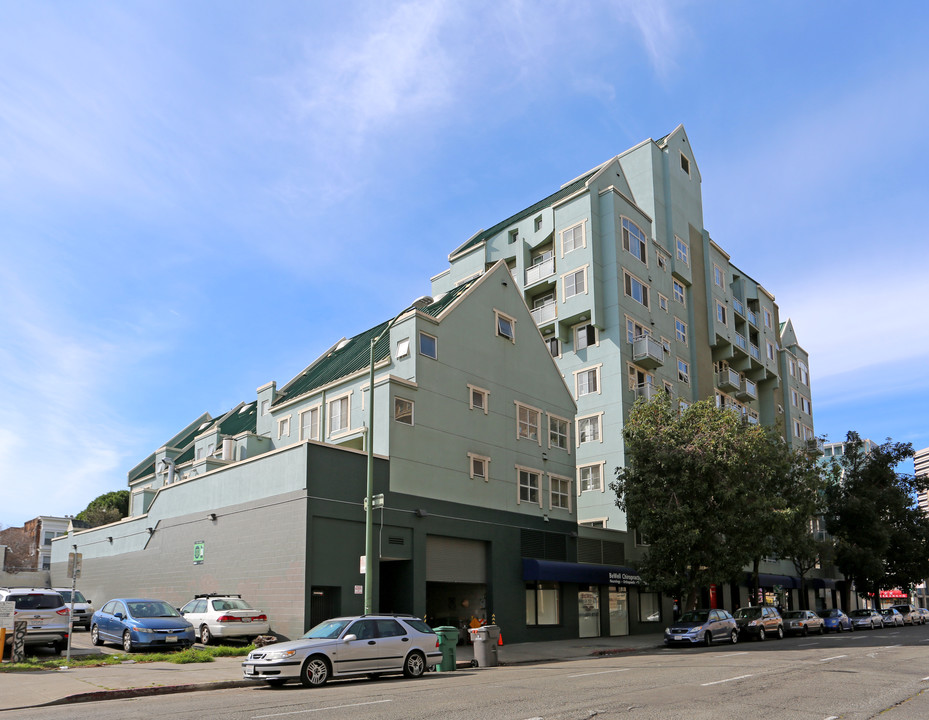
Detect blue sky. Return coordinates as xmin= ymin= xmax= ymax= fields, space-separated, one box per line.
xmin=2 ymin=1 xmax=927 ymax=528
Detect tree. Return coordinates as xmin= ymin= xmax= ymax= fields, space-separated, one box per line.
xmin=75 ymin=490 xmax=130 ymax=528
xmin=823 ymin=432 xmax=929 ymax=610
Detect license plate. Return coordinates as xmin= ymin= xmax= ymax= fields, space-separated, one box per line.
xmin=673 ymin=635 xmax=682 ymax=641
xmin=166 ymin=635 xmax=177 ymax=642
xmin=242 ymin=618 xmax=252 ymax=623
xmin=245 ymin=665 xmax=257 ymax=675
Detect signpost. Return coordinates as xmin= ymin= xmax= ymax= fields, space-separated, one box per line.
xmin=65 ymin=522 xmax=80 ymax=664
xmin=0 ymin=600 xmax=14 ymax=662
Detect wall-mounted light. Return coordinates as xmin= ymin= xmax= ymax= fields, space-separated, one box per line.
xmin=107 ymin=536 xmax=114 ymax=543
xmin=208 ymin=513 xmax=217 ymax=521
xmin=415 ymin=508 xmax=429 ymax=518
xmin=146 ymin=527 xmax=154 ymax=535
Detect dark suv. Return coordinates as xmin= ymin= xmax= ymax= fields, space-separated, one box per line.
xmin=733 ymin=605 xmax=784 ymax=640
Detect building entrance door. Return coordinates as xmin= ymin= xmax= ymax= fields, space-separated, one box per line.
xmin=578 ymin=586 xmax=600 ymax=638
xmin=309 ymin=586 xmax=340 ymax=630
xmin=608 ymin=587 xmax=629 ymax=636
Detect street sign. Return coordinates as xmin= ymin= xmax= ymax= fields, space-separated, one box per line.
xmin=193 ymin=541 xmax=205 ymax=565
xmin=67 ymin=552 xmax=82 ymax=579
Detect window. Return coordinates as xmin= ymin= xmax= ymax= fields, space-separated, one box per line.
xmin=468 ymin=453 xmax=490 ymax=481
xmin=676 ymin=237 xmax=689 ymax=265
xmin=526 ymin=581 xmax=560 ymax=626
xmin=328 ymin=395 xmax=350 ymax=434
xmin=656 ymin=252 xmax=668 ymax=270
xmin=396 ymin=337 xmax=410 ymax=359
xmin=798 ymin=361 xmax=809 ymax=385
xmin=575 ymin=366 xmax=600 ymax=397
xmin=627 ymin=365 xmax=655 ymax=392
xmin=579 ymin=464 xmax=602 ymax=492
xmin=640 ymin=592 xmax=661 ymax=622
xmin=764 ymin=308 xmax=772 ymax=328
xmin=580 ymin=519 xmax=606 ymax=528
xmin=661 ymin=337 xmax=672 ymax=356
xmin=577 ymin=415 xmax=601 ymax=444
xmin=791 ymin=389 xmax=799 ymax=407
xmin=801 ymin=396 xmax=812 ymax=414
xmin=716 ymin=301 xmax=727 ymax=326
xmin=468 ymin=384 xmax=489 ymax=413
xmin=680 ymin=152 xmax=690 ymax=175
xmin=663 ymin=379 xmax=674 ymax=394
xmin=508 ymin=229 xmax=518 ymax=244
xmin=394 ymin=397 xmax=413 ymax=425
xmin=516 ymin=403 xmax=541 ymax=443
xmin=534 ymin=215 xmax=542 ymax=232
xmin=260 ymin=399 xmax=270 ymax=416
xmin=675 ymin=318 xmax=687 ymax=344
xmin=714 ymin=264 xmax=724 ymax=287
xmin=545 ymin=337 xmax=560 ymax=357
xmin=625 ymin=317 xmax=649 ymax=343
xmin=563 ymin=268 xmax=587 ymax=299
xmin=550 ymin=475 xmax=571 ymax=510
xmin=767 ymin=341 xmax=776 ymax=361
xmin=621 ymin=218 xmax=647 ymax=264
xmin=658 ymin=293 xmax=669 ymax=312
xmin=518 ymin=467 xmax=541 ymax=505
xmin=299 ymin=407 xmax=319 ymax=441
xmin=793 ymin=420 xmax=802 ymax=438
xmin=277 ymin=416 xmax=291 ymax=439
xmin=789 ymin=359 xmax=796 ymax=377
xmin=548 ymin=414 xmax=569 ymax=450
xmin=623 ymin=270 xmax=649 ymax=308
xmin=561 ymin=223 xmax=585 ymax=254
xmin=495 ymin=310 xmax=515 ymax=341
xmin=672 ymin=279 xmax=685 ymax=305
xmin=419 ymin=332 xmax=437 ymax=359
xmin=677 ymin=358 xmax=690 ymax=384
xmin=575 ymin=323 xmax=597 ymax=350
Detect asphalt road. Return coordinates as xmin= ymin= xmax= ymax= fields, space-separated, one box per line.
xmin=19 ymin=623 xmax=929 ymax=719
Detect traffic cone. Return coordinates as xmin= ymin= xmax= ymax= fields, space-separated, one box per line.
xmin=498 ymin=630 xmax=503 ymax=646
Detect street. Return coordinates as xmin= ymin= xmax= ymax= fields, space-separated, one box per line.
xmin=10 ymin=623 xmax=929 ymax=719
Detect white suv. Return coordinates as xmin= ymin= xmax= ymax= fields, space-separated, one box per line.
xmin=53 ymin=588 xmax=94 ymax=630
xmin=180 ymin=594 xmax=270 ymax=645
xmin=0 ymin=587 xmax=70 ymax=654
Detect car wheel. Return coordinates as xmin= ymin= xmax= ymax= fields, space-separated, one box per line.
xmin=200 ymin=625 xmax=212 ymax=645
xmin=703 ymin=631 xmax=712 ymax=647
xmin=730 ymin=629 xmax=738 ymax=645
xmin=802 ymin=625 xmax=808 ymax=637
xmin=123 ymin=630 xmax=134 ymax=653
xmin=266 ymin=679 xmax=287 ymax=687
xmin=300 ymin=655 xmax=330 ymax=688
xmin=776 ymin=625 xmax=784 ymax=640
xmin=757 ymin=627 xmax=766 ymax=641
xmin=91 ymin=625 xmax=103 ymax=646
xmin=819 ymin=624 xmax=825 ymax=635
xmin=52 ymin=641 xmax=65 ymax=655
xmin=403 ymin=650 xmax=426 ymax=678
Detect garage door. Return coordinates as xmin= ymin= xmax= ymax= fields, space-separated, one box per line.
xmin=426 ymin=536 xmax=487 ymax=583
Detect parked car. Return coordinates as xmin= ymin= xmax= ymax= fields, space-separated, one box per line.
xmin=917 ymin=607 xmax=929 ymax=624
xmin=880 ymin=608 xmax=904 ymax=627
xmin=53 ymin=588 xmax=94 ymax=630
xmin=781 ymin=610 xmax=825 ymax=636
xmin=733 ymin=605 xmax=784 ymax=640
xmin=848 ymin=608 xmax=883 ymax=630
xmin=242 ymin=614 xmax=441 ymax=687
xmin=0 ymin=587 xmax=69 ymax=654
xmin=889 ymin=604 xmax=923 ymax=626
xmin=664 ymin=608 xmax=738 ymax=646
xmin=180 ymin=594 xmax=270 ymax=645
xmin=817 ymin=608 xmax=853 ymax=633
xmin=90 ymin=598 xmax=196 ymax=652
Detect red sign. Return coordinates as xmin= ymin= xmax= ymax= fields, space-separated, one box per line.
xmin=879 ymin=590 xmax=907 ymax=599
xmin=709 ymin=584 xmax=718 ymax=609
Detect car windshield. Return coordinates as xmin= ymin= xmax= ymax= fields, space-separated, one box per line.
xmin=881 ymin=609 xmax=895 ymax=615
xmin=678 ymin=611 xmax=709 ymax=623
xmin=734 ymin=607 xmax=761 ymax=619
xmin=12 ymin=594 xmax=64 ymax=610
xmin=213 ymin=598 xmax=253 ymax=611
xmin=58 ymin=590 xmax=87 ymax=603
xmin=128 ymin=601 xmax=180 ymax=618
xmin=781 ymin=611 xmax=803 ymax=619
xmin=304 ymin=619 xmax=352 ymax=639
xmin=817 ymin=610 xmax=838 ymax=618
xmin=849 ymin=609 xmax=872 ymax=617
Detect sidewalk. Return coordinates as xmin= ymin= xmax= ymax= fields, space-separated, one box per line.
xmin=0 ymin=633 xmax=664 ymax=712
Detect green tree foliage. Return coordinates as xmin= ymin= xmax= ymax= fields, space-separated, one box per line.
xmin=75 ymin=490 xmax=130 ymax=528
xmin=612 ymin=394 xmax=825 ymax=610
xmin=824 ymin=432 xmax=929 ymax=609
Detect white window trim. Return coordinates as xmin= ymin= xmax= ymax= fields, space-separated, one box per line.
xmin=515 ymin=464 xmax=543 ymax=508
xmin=658 ymin=293 xmax=669 ymax=312
xmin=548 ymin=472 xmax=573 ymax=512
xmin=394 ymin=396 xmax=414 ymax=425
xmin=468 ymin=384 xmax=490 ymax=415
xmin=396 ymin=337 xmax=411 ymax=359
xmin=561 ymin=264 xmax=589 ymax=301
xmin=623 ymin=269 xmax=650 ymax=308
xmin=716 ymin=300 xmax=728 ymax=327
xmin=713 ymin=263 xmax=724 ymax=287
xmin=419 ymin=331 xmax=438 ymax=359
xmin=577 ymin=460 xmax=607 ymax=494
xmin=573 ymin=322 xmax=598 ymax=350
xmin=467 ymin=452 xmax=490 ymax=482
xmin=576 ymin=413 xmax=604 ymax=447
xmin=675 ymin=236 xmax=689 ymax=265
xmin=277 ymin=416 xmax=291 ymax=439
xmin=327 ymin=391 xmax=353 ymax=438
xmin=547 ymin=412 xmax=571 ymax=453
xmin=680 ymin=151 xmax=691 ymax=176
xmin=656 ymin=251 xmax=669 ymax=270
xmin=560 ymin=220 xmax=587 ymax=256
xmin=299 ymin=405 xmax=321 ymax=442
xmin=673 ymin=279 xmax=686 ymax=306
xmin=677 ymin=358 xmax=690 ymax=384
xmin=494 ymin=308 xmax=516 ymax=343
xmin=675 ymin=317 xmax=688 ymax=345
xmin=573 ymin=364 xmax=602 ymax=398
xmin=580 ymin=517 xmax=608 ymax=528
xmin=515 ymin=400 xmax=544 ymax=446
xmin=621 ymin=216 xmax=648 ymax=267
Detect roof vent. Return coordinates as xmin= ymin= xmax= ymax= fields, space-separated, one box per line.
xmin=335 ymin=338 xmax=349 ymax=350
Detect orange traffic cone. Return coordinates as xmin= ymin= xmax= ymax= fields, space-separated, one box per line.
xmin=498 ymin=630 xmax=503 ymax=646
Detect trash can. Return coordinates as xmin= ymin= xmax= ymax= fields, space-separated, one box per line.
xmin=468 ymin=625 xmax=499 ymax=667
xmin=434 ymin=626 xmax=459 ymax=672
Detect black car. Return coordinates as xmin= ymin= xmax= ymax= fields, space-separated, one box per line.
xmin=733 ymin=605 xmax=784 ymax=640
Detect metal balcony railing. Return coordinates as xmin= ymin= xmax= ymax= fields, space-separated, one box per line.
xmin=525 ymin=257 xmax=555 ymax=285
xmin=530 ymin=302 xmax=557 ymax=325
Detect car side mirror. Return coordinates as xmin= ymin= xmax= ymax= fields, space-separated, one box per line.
xmin=114 ymin=612 xmax=124 ymax=620
xmin=343 ymin=634 xmax=357 ymax=643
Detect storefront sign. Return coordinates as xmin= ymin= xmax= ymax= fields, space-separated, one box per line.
xmin=879 ymin=589 xmax=907 ymax=599
xmin=608 ymin=571 xmax=641 ymax=586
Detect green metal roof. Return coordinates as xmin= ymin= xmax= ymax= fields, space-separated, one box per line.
xmin=449 ymin=170 xmax=599 ymax=259
xmin=274 ymin=280 xmax=476 ymax=407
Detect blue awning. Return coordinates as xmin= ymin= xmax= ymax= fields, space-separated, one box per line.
xmin=745 ymin=573 xmax=799 ymax=590
xmin=810 ymin=578 xmax=836 ymax=590
xmin=522 ymin=558 xmax=641 ymax=586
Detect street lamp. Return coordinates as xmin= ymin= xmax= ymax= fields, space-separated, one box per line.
xmin=364 ymin=295 xmax=432 ymax=614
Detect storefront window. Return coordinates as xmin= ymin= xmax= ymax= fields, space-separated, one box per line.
xmin=609 ymin=587 xmax=629 ymax=636
xmin=578 ymin=586 xmax=600 ymax=638
xmin=526 ymin=581 xmax=560 ymax=626
xmin=639 ymin=591 xmax=661 ymax=622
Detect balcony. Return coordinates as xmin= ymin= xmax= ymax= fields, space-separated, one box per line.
xmin=732 ymin=298 xmax=745 ymax=317
xmin=749 ymin=344 xmax=761 ymax=360
xmin=733 ymin=333 xmax=748 ymax=355
xmin=530 ymin=302 xmax=557 ymax=326
xmin=717 ymin=367 xmax=741 ymax=392
xmin=632 ymin=335 xmax=664 ymax=369
xmin=747 ymin=310 xmax=758 ymax=327
xmin=737 ymin=377 xmax=757 ymax=400
xmin=525 ymin=257 xmax=555 ymax=286
xmin=634 ymin=382 xmax=660 ymax=402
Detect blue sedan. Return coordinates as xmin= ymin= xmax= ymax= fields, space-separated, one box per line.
xmin=817 ymin=608 xmax=853 ymax=633
xmin=91 ymin=598 xmax=195 ymax=652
